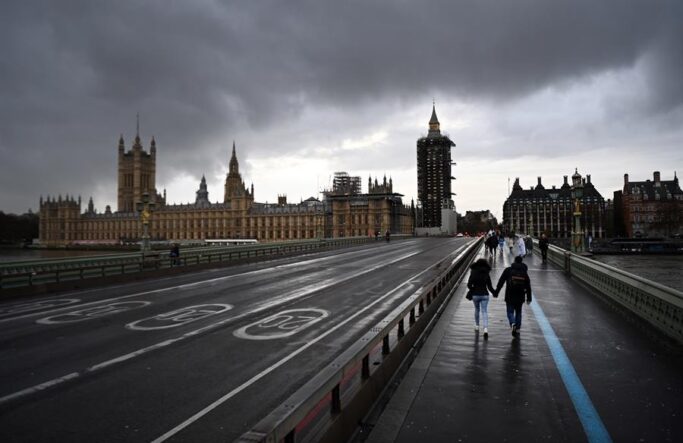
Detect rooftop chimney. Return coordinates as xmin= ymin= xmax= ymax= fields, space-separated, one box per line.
xmin=587 ymin=174 xmax=591 ymax=184
xmin=624 ymin=173 xmax=629 ymax=186
xmin=563 ymin=176 xmax=568 ymax=185
xmin=654 ymin=171 xmax=661 ymax=183
xmin=537 ymin=177 xmax=542 ymax=186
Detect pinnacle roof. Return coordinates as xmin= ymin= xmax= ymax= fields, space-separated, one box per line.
xmin=429 ymin=105 xmax=439 ymax=124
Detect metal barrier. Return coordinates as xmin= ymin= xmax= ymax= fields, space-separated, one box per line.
xmin=0 ymin=236 xmax=411 ymax=290
xmin=532 ymin=239 xmax=683 ymax=344
xmin=237 ymin=238 xmax=482 ymax=443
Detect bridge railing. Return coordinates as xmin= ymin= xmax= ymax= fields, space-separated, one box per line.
xmin=0 ymin=236 xmax=411 ymax=290
xmin=534 ymin=240 xmax=683 ymax=344
xmin=237 ymin=238 xmax=482 ymax=443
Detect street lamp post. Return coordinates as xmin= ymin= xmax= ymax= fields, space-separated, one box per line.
xmin=136 ymin=192 xmax=156 ymax=255
xmin=571 ymin=169 xmax=584 ymax=253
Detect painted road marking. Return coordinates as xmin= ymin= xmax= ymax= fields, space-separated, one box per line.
xmin=0 ymin=242 xmax=418 ymax=325
xmin=234 ymin=309 xmax=329 ymax=340
xmin=126 ymin=304 xmax=233 ymax=331
xmin=0 ymin=298 xmax=80 ymax=317
xmin=150 ymin=243 xmax=471 ymax=442
xmin=36 ymin=302 xmax=151 ymax=324
xmin=530 ymin=298 xmax=612 ymax=443
xmin=0 ymin=247 xmax=430 ymax=407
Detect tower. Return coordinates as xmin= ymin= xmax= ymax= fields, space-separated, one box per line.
xmin=416 ymin=104 xmax=455 ymax=228
xmin=117 ymin=116 xmax=157 ymax=212
xmin=223 ymin=141 xmax=254 ymax=209
xmin=195 ymin=175 xmax=210 ymax=207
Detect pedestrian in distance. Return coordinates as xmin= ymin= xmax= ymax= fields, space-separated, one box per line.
xmin=169 ymin=243 xmax=180 ymax=266
xmin=516 ymin=235 xmax=527 ymax=258
xmin=466 ymin=258 xmax=496 ymax=340
xmin=494 ymin=256 xmax=532 ymax=338
xmin=506 ymin=235 xmax=515 ymax=254
xmin=539 ymin=233 xmax=549 ymax=262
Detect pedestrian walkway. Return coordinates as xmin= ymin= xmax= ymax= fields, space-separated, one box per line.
xmin=366 ymin=247 xmax=683 ymax=442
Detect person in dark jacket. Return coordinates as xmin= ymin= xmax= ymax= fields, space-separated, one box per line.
xmin=539 ymin=234 xmax=549 ymax=262
xmin=467 ymin=258 xmax=496 ymax=339
xmin=494 ymin=256 xmax=532 ymax=338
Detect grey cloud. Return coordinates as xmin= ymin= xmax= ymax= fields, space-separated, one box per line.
xmin=0 ymin=0 xmax=681 ymax=213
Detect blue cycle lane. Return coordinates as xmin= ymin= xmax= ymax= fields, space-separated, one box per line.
xmin=367 ymin=246 xmax=683 ymax=442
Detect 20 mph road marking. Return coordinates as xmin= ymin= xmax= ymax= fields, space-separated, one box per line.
xmin=0 ymin=249 xmax=422 ymax=407
xmin=150 ymin=243 xmax=470 ymax=442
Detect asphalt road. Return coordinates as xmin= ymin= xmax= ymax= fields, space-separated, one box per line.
xmin=0 ymin=237 xmax=472 ymax=442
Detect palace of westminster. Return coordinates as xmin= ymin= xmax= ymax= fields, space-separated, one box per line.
xmin=39 ymin=127 xmax=418 ymax=246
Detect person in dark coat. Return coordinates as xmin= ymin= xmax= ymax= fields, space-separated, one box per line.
xmin=494 ymin=256 xmax=532 ymax=338
xmin=467 ymin=258 xmax=496 ymax=340
xmin=539 ymin=234 xmax=549 ymax=261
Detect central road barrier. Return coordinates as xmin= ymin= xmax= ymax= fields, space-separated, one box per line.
xmin=535 ymin=240 xmax=683 ymax=344
xmin=0 ymin=236 xmax=411 ymax=292
xmin=237 ymin=238 xmax=482 ymax=443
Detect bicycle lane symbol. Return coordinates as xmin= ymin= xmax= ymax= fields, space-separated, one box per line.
xmin=126 ymin=304 xmax=233 ymax=331
xmin=233 ymin=308 xmax=330 ymax=340
xmin=36 ymin=301 xmax=151 ymax=324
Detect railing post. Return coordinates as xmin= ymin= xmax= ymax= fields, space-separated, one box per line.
xmin=409 ymin=307 xmax=416 ymax=325
xmin=362 ymin=355 xmax=370 ymax=380
xmin=398 ymin=318 xmax=405 ymax=339
xmin=419 ymin=299 xmax=424 ymax=314
xmin=331 ymin=384 xmax=341 ymax=414
xmin=382 ymin=335 xmax=390 ymax=355
xmin=284 ymin=429 xmax=295 ymax=443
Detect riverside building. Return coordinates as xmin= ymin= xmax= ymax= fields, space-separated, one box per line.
xmin=38 ymin=132 xmax=414 ymax=246
xmin=502 ymin=170 xmax=607 ymax=239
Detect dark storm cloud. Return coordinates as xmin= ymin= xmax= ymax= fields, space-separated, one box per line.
xmin=0 ymin=0 xmax=681 ymax=213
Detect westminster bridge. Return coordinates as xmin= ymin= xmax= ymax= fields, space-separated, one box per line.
xmin=0 ymin=237 xmax=681 ymax=442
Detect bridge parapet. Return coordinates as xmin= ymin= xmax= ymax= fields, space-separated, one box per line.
xmin=534 ymin=240 xmax=683 ymax=344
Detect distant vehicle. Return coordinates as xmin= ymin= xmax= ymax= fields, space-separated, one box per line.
xmin=205 ymin=239 xmax=259 ymax=246
xmin=455 ymin=233 xmax=464 ymax=237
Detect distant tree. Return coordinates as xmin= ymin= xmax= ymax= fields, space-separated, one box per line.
xmin=0 ymin=211 xmax=39 ymax=244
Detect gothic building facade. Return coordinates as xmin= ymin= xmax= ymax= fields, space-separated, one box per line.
xmin=416 ymin=105 xmax=455 ymax=228
xmin=502 ymin=169 xmax=607 ymax=238
xmin=39 ymin=132 xmax=414 ymax=246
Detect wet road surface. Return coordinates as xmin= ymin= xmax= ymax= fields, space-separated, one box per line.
xmin=0 ymin=237 xmax=471 ymax=442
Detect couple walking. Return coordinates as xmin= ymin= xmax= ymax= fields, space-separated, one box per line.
xmin=466 ymin=256 xmax=532 ymax=339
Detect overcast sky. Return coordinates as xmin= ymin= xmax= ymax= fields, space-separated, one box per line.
xmin=1 ymin=1 xmax=682 ymax=220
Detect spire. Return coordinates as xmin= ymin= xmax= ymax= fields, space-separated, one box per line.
xmin=118 ymin=134 xmax=125 ymax=152
xmin=134 ymin=113 xmax=141 ymax=146
xmin=229 ymin=141 xmax=239 ymax=174
xmin=428 ymin=102 xmax=441 ymax=136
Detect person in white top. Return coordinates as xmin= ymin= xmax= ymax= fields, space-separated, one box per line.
xmin=517 ymin=236 xmax=527 ymax=257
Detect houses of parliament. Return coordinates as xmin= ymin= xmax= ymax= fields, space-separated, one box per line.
xmin=38 ymin=129 xmax=415 ymax=246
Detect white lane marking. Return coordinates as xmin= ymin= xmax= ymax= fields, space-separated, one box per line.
xmin=0 ymin=243 xmax=417 ymax=325
xmin=0 ymin=249 xmax=423 ymax=407
xmin=36 ymin=302 xmax=151 ymax=324
xmin=0 ymin=298 xmax=80 ymax=317
xmin=0 ymin=372 xmax=80 ymax=405
xmin=150 ymin=243 xmax=471 ymax=442
xmin=234 ymin=309 xmax=329 ymax=340
xmin=126 ymin=304 xmax=233 ymax=331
